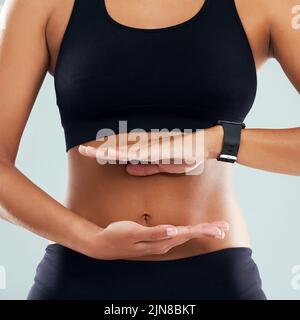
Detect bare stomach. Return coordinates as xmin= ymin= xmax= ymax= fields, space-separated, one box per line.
xmin=57 ymin=140 xmax=251 ymax=261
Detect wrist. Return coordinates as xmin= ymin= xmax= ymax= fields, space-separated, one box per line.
xmin=204 ymin=125 xmax=224 ymax=159
xmin=83 ymin=228 xmax=107 ymax=259
xmin=66 ymin=215 xmax=105 ymax=257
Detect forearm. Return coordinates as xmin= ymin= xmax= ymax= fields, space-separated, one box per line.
xmin=237 ymin=127 xmax=300 ymax=175
xmin=0 ymin=159 xmax=103 ymax=255
xmin=207 ymin=126 xmax=300 ymax=176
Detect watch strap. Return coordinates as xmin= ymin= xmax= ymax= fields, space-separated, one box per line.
xmin=216 ymin=120 xmax=246 ymax=163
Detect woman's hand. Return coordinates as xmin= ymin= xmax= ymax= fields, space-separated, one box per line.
xmin=78 ymin=126 xmax=223 ymax=176
xmin=85 ymin=220 xmax=229 ymax=260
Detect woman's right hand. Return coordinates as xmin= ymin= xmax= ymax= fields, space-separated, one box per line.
xmin=85 ymin=220 xmax=229 ymax=260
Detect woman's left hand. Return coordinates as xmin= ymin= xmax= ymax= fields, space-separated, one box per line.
xmin=78 ymin=126 xmax=223 ymax=176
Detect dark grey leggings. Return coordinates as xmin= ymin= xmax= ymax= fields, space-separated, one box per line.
xmin=27 ymin=245 xmax=267 ymax=300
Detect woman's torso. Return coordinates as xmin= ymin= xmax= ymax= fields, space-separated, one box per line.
xmin=45 ymin=0 xmax=270 ymax=260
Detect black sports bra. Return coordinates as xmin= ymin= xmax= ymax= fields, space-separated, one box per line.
xmin=54 ymin=0 xmax=257 ymax=152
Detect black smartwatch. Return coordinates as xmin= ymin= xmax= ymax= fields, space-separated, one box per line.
xmin=216 ymin=120 xmax=246 ymax=163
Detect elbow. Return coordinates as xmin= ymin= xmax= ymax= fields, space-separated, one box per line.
xmin=290 ymin=151 xmax=300 ymax=176
xmin=0 ymin=148 xmax=16 ymax=167
xmin=296 ymin=157 xmax=300 ymax=176
xmin=0 ymin=156 xmax=16 ymax=175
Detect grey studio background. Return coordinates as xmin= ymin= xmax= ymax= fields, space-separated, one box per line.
xmin=0 ymin=1 xmax=299 ymax=300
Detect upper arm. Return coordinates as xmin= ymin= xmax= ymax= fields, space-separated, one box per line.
xmin=269 ymin=0 xmax=300 ymax=93
xmin=0 ymin=0 xmax=52 ymax=163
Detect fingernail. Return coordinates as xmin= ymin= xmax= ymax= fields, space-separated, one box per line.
xmin=215 ymin=230 xmax=225 ymax=239
xmin=204 ymin=226 xmax=222 ymax=238
xmin=166 ymin=227 xmax=178 ymax=236
xmin=78 ymin=145 xmax=85 ymax=151
xmin=222 ymin=224 xmax=230 ymax=231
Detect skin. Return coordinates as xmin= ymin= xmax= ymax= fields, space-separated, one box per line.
xmin=0 ymin=0 xmax=299 ymax=261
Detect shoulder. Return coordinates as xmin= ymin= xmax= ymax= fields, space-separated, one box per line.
xmin=241 ymin=0 xmax=300 ymax=24
xmin=263 ymin=0 xmax=300 ymax=56
xmin=234 ymin=0 xmax=299 ymax=56
xmin=0 ymin=0 xmax=66 ymax=28
xmin=234 ymin=0 xmax=296 ymax=23
xmin=266 ymin=0 xmax=300 ymax=26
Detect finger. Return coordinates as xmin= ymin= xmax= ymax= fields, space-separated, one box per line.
xmin=158 ymin=163 xmax=187 ymax=174
xmin=78 ymin=145 xmax=98 ymax=158
xmin=79 ymin=146 xmax=127 ymax=162
xmin=78 ymin=144 xmax=157 ymax=164
xmin=78 ymin=145 xmax=89 ymax=156
xmin=126 ymin=164 xmax=161 ymax=176
xmin=135 ymin=226 xmax=220 ymax=255
xmin=119 ymin=139 xmax=182 ymax=163
xmin=135 ymin=223 xmax=228 ymax=255
xmin=135 ymin=222 xmax=222 ymax=246
xmin=135 ymin=225 xmax=223 ymax=255
xmin=133 ymin=224 xmax=178 ymax=242
xmin=126 ymin=162 xmax=194 ymax=176
xmin=168 ymin=224 xmax=227 ymax=249
xmin=123 ymin=146 xmax=159 ymax=163
xmin=189 ymin=223 xmax=225 ymax=239
xmin=133 ymin=236 xmax=190 ymax=255
xmin=136 ymin=222 xmax=225 ymax=244
xmin=210 ymin=220 xmax=230 ymax=231
xmin=105 ymin=147 xmax=136 ymax=162
xmin=97 ymin=145 xmax=175 ymax=164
